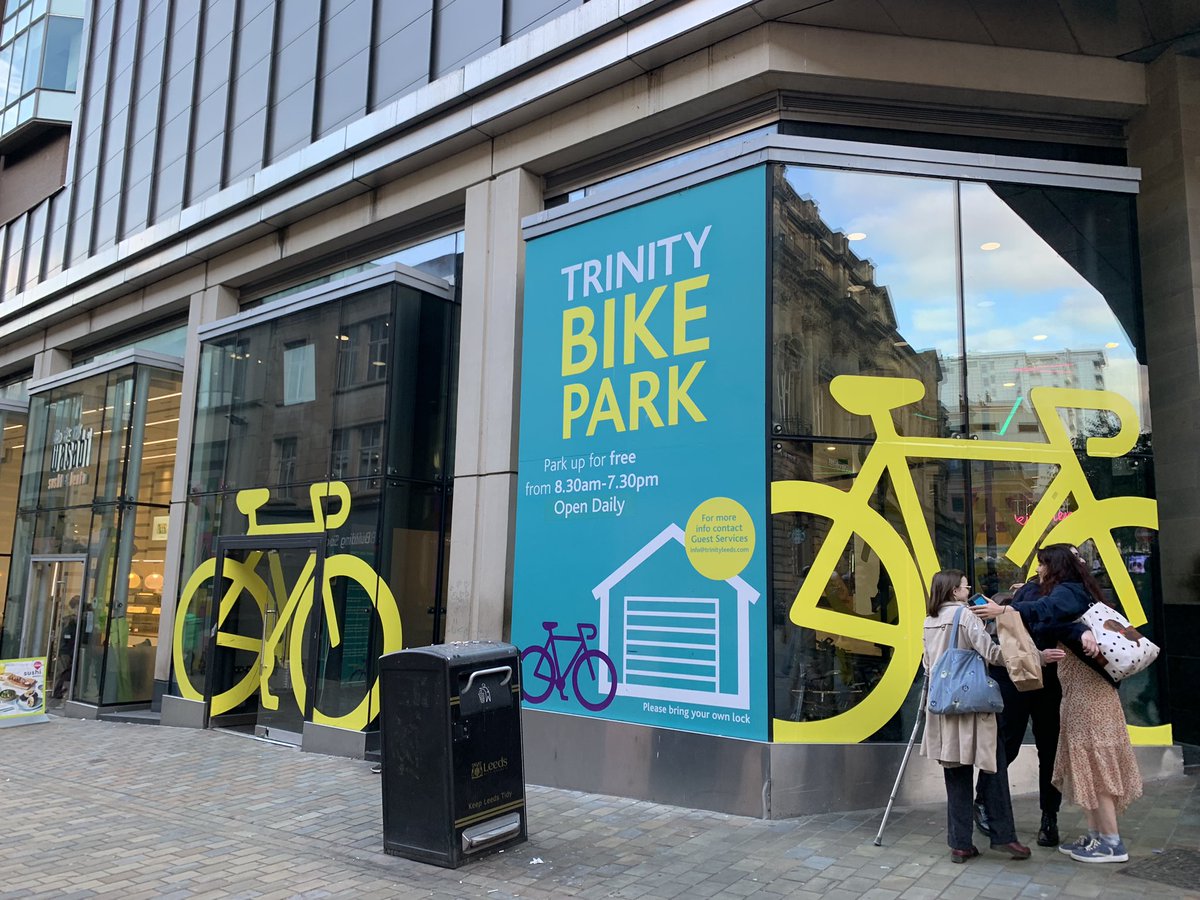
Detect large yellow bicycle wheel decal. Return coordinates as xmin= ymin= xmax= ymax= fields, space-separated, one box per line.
xmin=173 ymin=555 xmax=271 ymax=716
xmin=289 ymin=554 xmax=403 ymax=732
xmin=772 ymin=480 xmax=925 ymax=744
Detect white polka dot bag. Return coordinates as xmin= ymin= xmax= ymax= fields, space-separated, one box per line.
xmin=1079 ymin=601 xmax=1160 ymax=683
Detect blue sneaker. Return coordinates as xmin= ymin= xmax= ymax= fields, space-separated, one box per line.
xmin=1068 ymin=837 xmax=1129 ymax=863
xmin=1058 ymin=834 xmax=1091 ymax=856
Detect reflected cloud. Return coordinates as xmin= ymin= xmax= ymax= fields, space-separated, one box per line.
xmin=786 ymin=170 xmax=1136 ymax=367
xmin=778 ymin=165 xmax=1147 ymax=435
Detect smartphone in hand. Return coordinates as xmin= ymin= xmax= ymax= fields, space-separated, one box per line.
xmin=968 ymin=593 xmax=989 ymax=606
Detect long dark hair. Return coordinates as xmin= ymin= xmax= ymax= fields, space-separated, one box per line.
xmin=1037 ymin=543 xmax=1105 ymax=603
xmin=927 ymin=569 xmax=964 ymax=616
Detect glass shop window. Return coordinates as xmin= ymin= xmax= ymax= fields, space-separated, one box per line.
xmin=769 ymin=162 xmax=1153 ymax=744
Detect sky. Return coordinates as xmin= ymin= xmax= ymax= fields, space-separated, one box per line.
xmin=783 ymin=167 xmax=1147 ymax=428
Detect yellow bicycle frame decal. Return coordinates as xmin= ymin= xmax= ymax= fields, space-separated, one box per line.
xmin=773 ymin=376 xmax=1171 ymax=747
xmin=172 ymin=481 xmax=403 ymax=731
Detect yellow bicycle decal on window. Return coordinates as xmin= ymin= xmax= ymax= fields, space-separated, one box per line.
xmin=172 ymin=481 xmax=403 ymax=731
xmin=774 ymin=375 xmax=1169 ymax=747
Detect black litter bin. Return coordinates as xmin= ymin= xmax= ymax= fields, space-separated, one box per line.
xmin=379 ymin=641 xmax=527 ymax=868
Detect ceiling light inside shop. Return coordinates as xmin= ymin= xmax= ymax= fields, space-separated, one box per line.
xmin=1032 ymin=334 xmax=1048 ymax=341
xmin=847 ymin=232 xmax=866 ymax=241
xmin=1105 ymin=342 xmax=1120 ymax=349
xmin=980 ymin=242 xmax=1001 ymax=251
xmin=1003 ymin=382 xmax=1016 ymax=387
xmin=826 ymin=446 xmax=837 ymax=451
xmin=371 ymin=361 xmax=386 ymax=367
xmin=337 ymin=334 xmax=350 ymax=341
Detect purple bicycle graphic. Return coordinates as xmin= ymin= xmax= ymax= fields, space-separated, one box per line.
xmin=520 ymin=621 xmax=618 ymax=711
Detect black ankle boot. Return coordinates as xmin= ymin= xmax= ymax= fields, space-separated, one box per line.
xmin=973 ymin=801 xmax=996 ymax=840
xmin=1036 ymin=812 xmax=1059 ymax=847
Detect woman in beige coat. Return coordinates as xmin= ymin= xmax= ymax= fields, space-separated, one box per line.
xmin=921 ymin=570 xmax=1037 ymax=863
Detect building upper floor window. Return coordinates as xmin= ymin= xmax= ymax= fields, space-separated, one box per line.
xmin=0 ymin=0 xmax=83 ymax=150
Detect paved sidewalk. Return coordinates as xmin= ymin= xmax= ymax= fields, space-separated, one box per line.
xmin=1 ymin=717 xmax=1197 ymax=899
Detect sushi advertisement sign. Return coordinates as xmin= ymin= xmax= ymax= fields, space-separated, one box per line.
xmin=512 ymin=167 xmax=768 ymax=741
xmin=0 ymin=657 xmax=48 ymax=728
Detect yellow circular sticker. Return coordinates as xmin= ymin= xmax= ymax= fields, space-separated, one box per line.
xmin=684 ymin=497 xmax=755 ymax=580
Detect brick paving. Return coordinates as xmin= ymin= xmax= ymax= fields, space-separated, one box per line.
xmin=1 ymin=716 xmax=1197 ymax=899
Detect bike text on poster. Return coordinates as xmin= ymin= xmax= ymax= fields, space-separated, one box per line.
xmin=513 ymin=168 xmax=769 ymax=741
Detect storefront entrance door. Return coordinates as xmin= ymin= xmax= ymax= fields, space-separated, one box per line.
xmin=204 ymin=539 xmax=324 ymax=745
xmin=22 ymin=557 xmax=87 ymax=705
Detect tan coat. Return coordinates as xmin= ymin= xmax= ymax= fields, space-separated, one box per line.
xmin=920 ymin=603 xmax=1005 ymax=774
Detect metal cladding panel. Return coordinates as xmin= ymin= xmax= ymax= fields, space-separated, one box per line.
xmin=523 ymin=708 xmax=771 ymax=818
xmin=523 ymin=708 xmax=1183 ymax=819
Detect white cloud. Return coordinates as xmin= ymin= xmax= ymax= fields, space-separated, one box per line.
xmin=911 ymin=306 xmax=957 ymax=335
xmin=781 ymin=168 xmax=1141 ymax=398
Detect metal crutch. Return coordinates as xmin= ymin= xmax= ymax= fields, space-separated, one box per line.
xmin=873 ymin=675 xmax=928 ymax=846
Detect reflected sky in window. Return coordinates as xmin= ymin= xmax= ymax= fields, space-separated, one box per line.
xmin=782 ymin=167 xmax=1145 ymax=435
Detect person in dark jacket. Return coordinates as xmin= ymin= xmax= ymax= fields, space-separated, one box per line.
xmin=973 ymin=544 xmax=1142 ymax=864
xmin=52 ymin=595 xmax=80 ymax=699
xmin=972 ymin=580 xmax=1065 ymax=847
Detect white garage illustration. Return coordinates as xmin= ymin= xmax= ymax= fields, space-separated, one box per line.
xmin=592 ymin=523 xmax=760 ymax=709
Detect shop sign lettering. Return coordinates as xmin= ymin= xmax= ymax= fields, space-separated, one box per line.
xmin=47 ymin=425 xmax=94 ymax=488
xmin=329 ymin=529 xmax=376 ymax=549
xmin=50 ymin=425 xmax=93 ymax=472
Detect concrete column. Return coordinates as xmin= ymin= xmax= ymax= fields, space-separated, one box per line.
xmin=31 ymin=347 xmax=71 ymax=380
xmin=445 ymin=168 xmax=542 ymax=641
xmin=1128 ymin=51 xmax=1200 ymax=746
xmin=153 ymin=285 xmax=238 ymax=698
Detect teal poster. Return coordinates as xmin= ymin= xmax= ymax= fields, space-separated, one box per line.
xmin=512 ymin=168 xmax=768 ymax=741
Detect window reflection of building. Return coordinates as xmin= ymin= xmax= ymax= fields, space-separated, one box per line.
xmin=179 ymin=268 xmax=458 ymax=741
xmin=941 ymin=347 xmax=1115 ymax=593
xmin=282 ymin=341 xmax=316 ymax=406
xmin=769 ymin=164 xmax=1154 ymax=739
xmin=772 ymin=168 xmax=944 ymax=441
xmin=331 ymin=430 xmax=350 ymax=480
xmin=273 ymin=438 xmax=297 ymax=493
xmin=358 ymin=424 xmax=382 ymax=484
xmin=367 ymin=318 xmax=388 ymax=382
xmin=941 ymin=348 xmax=1110 ymax=439
xmin=771 ymin=167 xmax=946 ymax=737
